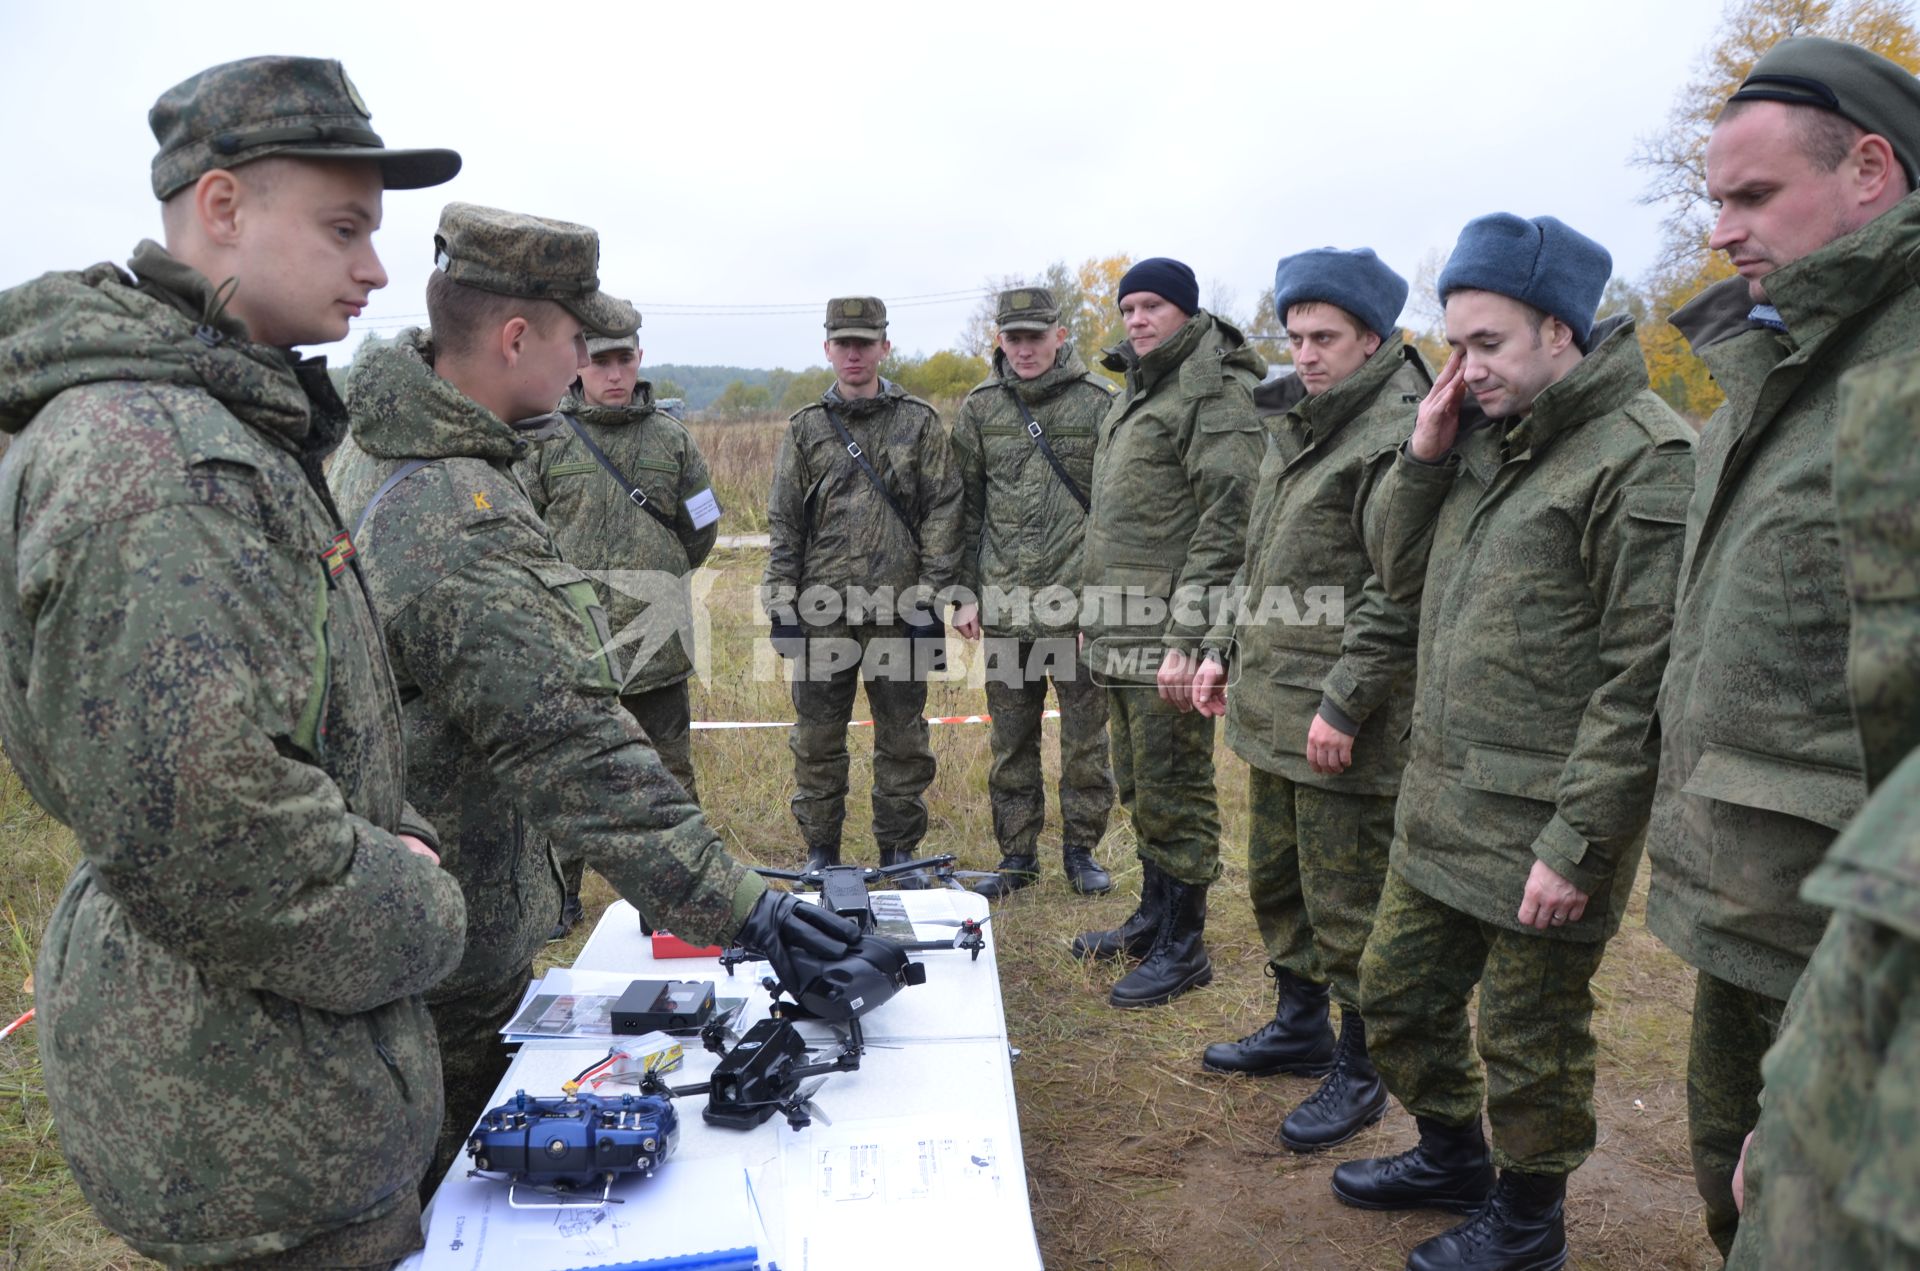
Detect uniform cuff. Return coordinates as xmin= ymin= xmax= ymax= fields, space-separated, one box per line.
xmin=396 ymin=804 xmax=440 ymax=854
xmin=1530 ymin=813 xmax=1603 ymax=896
xmin=1316 ymin=696 xmax=1360 ymax=736
xmin=728 ymin=869 xmax=771 ymax=935
xmin=1400 ymin=439 xmax=1459 ymax=469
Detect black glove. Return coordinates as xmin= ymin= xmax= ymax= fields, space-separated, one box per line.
xmin=904 ymin=617 xmax=946 ymax=675
xmin=732 ymin=892 xmax=922 ymax=1021
xmin=770 ymin=621 xmax=806 ymax=659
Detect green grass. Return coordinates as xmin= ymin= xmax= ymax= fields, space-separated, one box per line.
xmin=0 ymin=547 xmax=1715 ymax=1270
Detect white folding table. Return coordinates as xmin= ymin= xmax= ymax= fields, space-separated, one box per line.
xmin=401 ymin=887 xmax=1042 ymax=1271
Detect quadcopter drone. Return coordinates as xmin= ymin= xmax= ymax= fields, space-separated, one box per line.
xmin=740 ymin=855 xmax=999 ymax=961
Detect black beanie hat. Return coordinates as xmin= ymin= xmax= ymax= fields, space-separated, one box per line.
xmin=1117 ymin=257 xmax=1200 ymax=316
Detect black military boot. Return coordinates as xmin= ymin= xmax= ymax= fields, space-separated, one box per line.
xmin=1331 ymin=1115 xmax=1496 ymax=1214
xmin=546 ymin=892 xmax=585 ymax=943
xmin=1061 ymin=844 xmax=1112 ymax=895
xmin=1070 ymin=862 xmax=1166 ymax=961
xmin=1109 ymin=878 xmax=1213 ymax=1008
xmin=803 ymin=843 xmax=841 ymax=873
xmin=878 ymin=846 xmax=929 ymax=889
xmin=1280 ymin=1010 xmax=1389 ymax=1151
xmin=972 ymin=852 xmax=1039 ymax=900
xmin=1201 ymin=965 xmax=1336 ymax=1076
xmin=1406 ymin=1170 xmax=1568 ymax=1271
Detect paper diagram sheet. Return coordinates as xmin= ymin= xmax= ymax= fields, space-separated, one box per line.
xmin=780 ymin=1113 xmax=1041 ymax=1270
xmin=410 ymin=1155 xmax=763 ymax=1270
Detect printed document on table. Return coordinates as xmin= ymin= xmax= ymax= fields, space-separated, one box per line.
xmin=780 ymin=1113 xmax=1041 ymax=1269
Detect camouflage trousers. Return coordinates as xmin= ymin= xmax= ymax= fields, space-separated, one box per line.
xmin=1361 ymin=868 xmax=1609 ymax=1174
xmin=424 ymin=963 xmax=535 ymax=1201
xmin=981 ymin=637 xmax=1113 ymax=856
xmin=1690 ymin=970 xmax=1787 ymax=1258
xmin=1108 ymin=683 xmax=1220 ymax=886
xmin=563 ymin=679 xmax=698 ymax=897
xmin=1247 ymin=765 xmax=1394 ymax=1010
xmin=789 ymin=624 xmax=934 ymax=855
xmin=1728 ymin=915 xmax=1920 ymax=1271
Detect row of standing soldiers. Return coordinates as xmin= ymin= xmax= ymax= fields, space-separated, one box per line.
xmin=646 ymin=33 xmax=1913 ymax=1271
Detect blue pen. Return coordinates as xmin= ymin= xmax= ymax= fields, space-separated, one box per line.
xmin=555 ymin=1248 xmax=758 ymax=1271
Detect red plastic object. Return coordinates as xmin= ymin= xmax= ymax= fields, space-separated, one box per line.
xmin=651 ymin=931 xmax=723 ymax=959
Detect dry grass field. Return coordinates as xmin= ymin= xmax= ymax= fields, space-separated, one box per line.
xmin=0 ymin=419 xmax=1716 ymax=1268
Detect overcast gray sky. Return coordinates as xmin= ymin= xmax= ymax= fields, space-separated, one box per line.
xmin=2 ymin=0 xmax=1726 ymax=370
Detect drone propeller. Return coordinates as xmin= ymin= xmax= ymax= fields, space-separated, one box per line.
xmin=781 ymin=1077 xmax=833 ymax=1130
xmin=915 ymin=912 xmax=994 ymax=928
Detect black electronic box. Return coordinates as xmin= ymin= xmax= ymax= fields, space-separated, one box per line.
xmin=611 ymin=979 xmax=717 ymax=1034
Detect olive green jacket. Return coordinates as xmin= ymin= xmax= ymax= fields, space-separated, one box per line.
xmin=519 ymin=381 xmax=719 ymax=693
xmin=1082 ymin=311 xmax=1266 ymax=681
xmin=1370 ymin=322 xmax=1695 ymax=940
xmin=763 ymin=379 xmax=962 ymax=626
xmin=0 ymin=246 xmax=466 ymax=1265
xmin=331 ymin=331 xmax=764 ymax=1003
xmin=1730 ymin=348 xmax=1920 ymax=1267
xmin=1211 ymin=340 xmax=1427 ymax=794
xmin=1647 ymin=194 xmax=1920 ymax=998
xmin=949 ymin=346 xmax=1114 ymax=639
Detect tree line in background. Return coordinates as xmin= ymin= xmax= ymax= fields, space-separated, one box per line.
xmin=336 ymin=1 xmax=1911 ymax=425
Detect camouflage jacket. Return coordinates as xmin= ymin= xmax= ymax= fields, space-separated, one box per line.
xmin=518 ymin=381 xmax=719 ymax=693
xmin=1082 ymin=311 xmax=1266 ymax=681
xmin=949 ymin=346 xmax=1114 ymax=639
xmin=1732 ymin=350 xmax=1920 ymax=1266
xmin=1210 ymin=341 xmax=1427 ymax=795
xmin=763 ymin=379 xmax=962 ymax=627
xmin=1370 ymin=321 xmax=1694 ymax=941
xmin=1647 ymin=194 xmax=1920 ymax=999
xmin=331 ymin=331 xmax=764 ymax=1002
xmin=0 ymin=245 xmax=467 ymax=1265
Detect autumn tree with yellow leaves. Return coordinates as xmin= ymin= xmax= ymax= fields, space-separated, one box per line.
xmin=1633 ymin=0 xmax=1919 ymax=418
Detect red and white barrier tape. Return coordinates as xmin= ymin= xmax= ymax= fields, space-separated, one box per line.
xmin=691 ymin=710 xmax=1060 ymax=731
xmin=1 ymin=1008 xmax=32 ymax=1042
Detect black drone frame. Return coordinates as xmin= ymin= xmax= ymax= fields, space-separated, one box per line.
xmin=738 ymin=855 xmax=997 ymax=961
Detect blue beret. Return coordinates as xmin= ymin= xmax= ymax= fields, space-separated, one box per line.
xmin=1273 ymin=247 xmax=1409 ymax=340
xmin=1437 ymin=214 xmax=1612 ymax=347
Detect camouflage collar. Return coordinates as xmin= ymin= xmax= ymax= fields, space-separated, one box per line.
xmin=0 ymin=240 xmax=315 ymax=447
xmin=1105 ymin=309 xmax=1205 ymax=393
xmin=992 ymin=346 xmax=1091 ymax=403
xmin=128 ymin=239 xmax=258 ymax=347
xmin=566 ymin=380 xmax=657 ymax=425
xmin=1288 ymin=335 xmax=1414 ymax=445
xmin=1758 ymin=189 xmax=1920 ymax=350
xmin=825 ymin=377 xmax=905 ymax=417
xmin=344 ymin=328 xmax=524 ymax=462
xmin=1495 ymin=318 xmax=1649 ymax=459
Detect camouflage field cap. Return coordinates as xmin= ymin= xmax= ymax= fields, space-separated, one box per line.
xmin=586 ymin=294 xmax=643 ymax=355
xmin=433 ymin=202 xmax=636 ymax=337
xmin=996 ymin=286 xmax=1062 ymax=332
xmin=824 ymin=296 xmax=888 ymax=340
xmin=149 ymin=56 xmax=461 ymax=199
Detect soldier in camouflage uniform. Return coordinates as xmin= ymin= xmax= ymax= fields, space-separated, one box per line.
xmin=1189 ymin=248 xmax=1425 ymax=1151
xmin=330 ymin=204 xmax=876 ymax=1192
xmin=1071 ymin=258 xmax=1266 ymax=1008
xmin=1331 ymin=215 xmax=1693 ymax=1271
xmin=1640 ymin=37 xmax=1920 ymax=1259
xmin=1726 ymin=349 xmax=1920 ymax=1270
xmin=0 ymin=58 xmax=469 ymax=1267
xmin=949 ymin=286 xmax=1116 ymax=899
xmin=520 ymin=299 xmax=721 ymax=939
xmin=762 ymin=296 xmax=963 ymax=878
